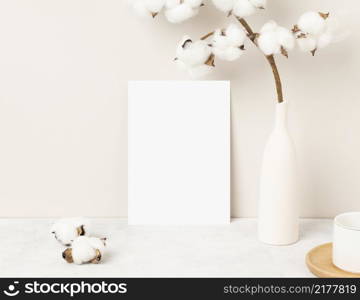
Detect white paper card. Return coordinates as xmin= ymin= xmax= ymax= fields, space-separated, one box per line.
xmin=128 ymin=81 xmax=230 ymax=225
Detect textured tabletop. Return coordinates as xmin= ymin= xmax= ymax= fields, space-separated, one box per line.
xmin=0 ymin=218 xmax=332 ymax=277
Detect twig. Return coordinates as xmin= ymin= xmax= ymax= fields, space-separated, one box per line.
xmin=200 ymin=31 xmax=214 ymax=40
xmin=236 ymin=17 xmax=284 ymax=103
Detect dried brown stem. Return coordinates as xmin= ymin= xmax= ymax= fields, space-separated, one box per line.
xmin=200 ymin=31 xmax=214 ymax=40
xmin=236 ymin=17 xmax=284 ymax=103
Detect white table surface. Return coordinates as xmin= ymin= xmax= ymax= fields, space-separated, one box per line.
xmin=0 ymin=218 xmax=333 ymax=277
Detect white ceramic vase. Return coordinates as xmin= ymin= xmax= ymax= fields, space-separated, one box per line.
xmin=258 ymin=101 xmax=299 ymax=245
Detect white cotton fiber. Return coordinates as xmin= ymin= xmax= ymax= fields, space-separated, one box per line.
xmin=258 ymin=21 xmax=294 ymax=56
xmin=130 ymin=0 xmax=166 ymax=18
xmin=188 ymin=65 xmax=213 ymax=79
xmin=164 ymin=0 xmax=202 ymax=23
xmin=258 ymin=31 xmax=280 ymax=55
xmin=211 ymin=0 xmax=265 ymax=17
xmin=212 ymin=24 xmax=246 ymax=61
xmin=211 ymin=0 xmax=235 ymax=13
xmin=165 ymin=3 xmax=198 ymax=23
xmin=213 ymin=46 xmax=243 ymax=61
xmin=165 ymin=0 xmax=179 ymax=8
xmin=51 ymin=217 xmax=90 ymax=246
xmin=233 ymin=0 xmax=256 ymax=18
xmin=144 ymin=0 xmax=166 ymax=13
xmin=176 ymin=36 xmax=212 ymax=66
xmin=296 ymin=35 xmax=317 ymax=52
xmin=249 ymin=0 xmax=266 ymax=9
xmin=276 ymin=26 xmax=295 ymax=50
xmin=298 ymin=11 xmax=326 ymax=35
xmin=175 ymin=36 xmax=214 ymax=78
xmin=260 ymin=20 xmax=277 ymax=34
xmin=226 ymin=23 xmax=247 ymax=45
xmin=71 ymin=236 xmax=106 ymax=265
xmin=317 ymin=32 xmax=332 ymax=48
xmin=185 ymin=0 xmax=203 ymax=8
xmin=131 ymin=1 xmax=152 ymax=18
xmin=295 ymin=11 xmax=336 ymax=53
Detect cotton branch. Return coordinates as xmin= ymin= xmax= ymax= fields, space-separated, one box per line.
xmin=237 ymin=17 xmax=284 ymax=103
xmin=200 ymin=31 xmax=214 ymax=40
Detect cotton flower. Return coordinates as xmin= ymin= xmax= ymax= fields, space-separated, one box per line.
xmin=212 ymin=0 xmax=266 ymax=18
xmin=62 ymin=236 xmax=107 ymax=265
xmin=293 ymin=11 xmax=334 ymax=55
xmin=298 ymin=11 xmax=327 ymax=35
xmin=130 ymin=0 xmax=166 ymax=18
xmin=175 ymin=35 xmax=214 ymax=78
xmin=165 ymin=0 xmax=203 ymax=23
xmin=51 ymin=217 xmax=91 ymax=246
xmin=211 ymin=24 xmax=246 ymax=61
xmin=258 ymin=21 xmax=295 ymax=57
xmin=130 ymin=0 xmax=203 ymax=23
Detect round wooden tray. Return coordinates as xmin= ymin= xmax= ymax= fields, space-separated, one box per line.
xmin=306 ymin=243 xmax=360 ymax=278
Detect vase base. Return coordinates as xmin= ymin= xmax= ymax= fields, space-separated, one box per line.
xmin=258 ymin=236 xmax=299 ymax=246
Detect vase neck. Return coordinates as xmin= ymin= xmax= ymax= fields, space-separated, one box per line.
xmin=274 ymin=102 xmax=288 ymax=130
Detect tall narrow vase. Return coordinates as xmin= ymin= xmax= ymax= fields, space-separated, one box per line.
xmin=258 ymin=101 xmax=299 ymax=245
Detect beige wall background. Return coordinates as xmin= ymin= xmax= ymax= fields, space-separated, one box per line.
xmin=0 ymin=0 xmax=358 ymax=218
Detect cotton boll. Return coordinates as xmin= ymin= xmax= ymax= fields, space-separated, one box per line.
xmin=298 ymin=11 xmax=326 ymax=35
xmin=249 ymin=0 xmax=266 ymax=9
xmin=130 ymin=0 xmax=166 ymax=18
xmin=131 ymin=1 xmax=152 ymax=18
xmin=51 ymin=217 xmax=90 ymax=246
xmin=296 ymin=35 xmax=317 ymax=52
xmin=165 ymin=3 xmax=198 ymax=23
xmin=258 ymin=21 xmax=295 ymax=55
xmin=188 ymin=65 xmax=213 ymax=78
xmin=212 ymin=24 xmax=246 ymax=61
xmin=225 ymin=24 xmax=247 ymax=46
xmin=185 ymin=0 xmax=203 ymax=8
xmin=260 ymin=20 xmax=278 ymax=34
xmin=233 ymin=0 xmax=256 ymax=18
xmin=63 ymin=236 xmax=106 ymax=265
xmin=295 ymin=12 xmax=336 ymax=53
xmin=175 ymin=35 xmax=214 ymax=78
xmin=212 ymin=30 xmax=232 ymax=49
xmin=213 ymin=46 xmax=243 ymax=61
xmin=211 ymin=0 xmax=235 ymax=13
xmin=176 ymin=37 xmax=212 ymax=66
xmin=317 ymin=32 xmax=333 ymax=48
xmin=165 ymin=0 xmax=179 ymax=8
xmin=276 ymin=26 xmax=295 ymax=50
xmin=144 ymin=0 xmax=166 ymax=13
xmin=258 ymin=31 xmax=280 ymax=55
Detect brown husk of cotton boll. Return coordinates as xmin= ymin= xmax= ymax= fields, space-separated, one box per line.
xmin=76 ymin=225 xmax=86 ymax=236
xmin=292 ymin=25 xmax=300 ymax=34
xmin=182 ymin=38 xmax=193 ymax=48
xmin=280 ymin=46 xmax=288 ymax=58
xmin=89 ymin=249 xmax=102 ymax=264
xmin=62 ymin=248 xmax=74 ymax=263
xmin=319 ymin=12 xmax=329 ymax=20
xmin=204 ymin=54 xmax=215 ymax=67
xmin=62 ymin=247 xmax=103 ymax=264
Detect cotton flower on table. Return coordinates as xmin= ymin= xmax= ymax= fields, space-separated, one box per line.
xmin=258 ymin=21 xmax=295 ymax=57
xmin=293 ymin=11 xmax=334 ymax=55
xmin=211 ymin=24 xmax=247 ymax=61
xmin=51 ymin=217 xmax=91 ymax=246
xmin=62 ymin=236 xmax=107 ymax=265
xmin=175 ymin=36 xmax=214 ymax=78
xmin=130 ymin=0 xmax=203 ymax=23
xmin=212 ymin=0 xmax=266 ymax=18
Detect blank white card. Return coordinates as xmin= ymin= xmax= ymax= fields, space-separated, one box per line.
xmin=128 ymin=81 xmax=230 ymax=225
